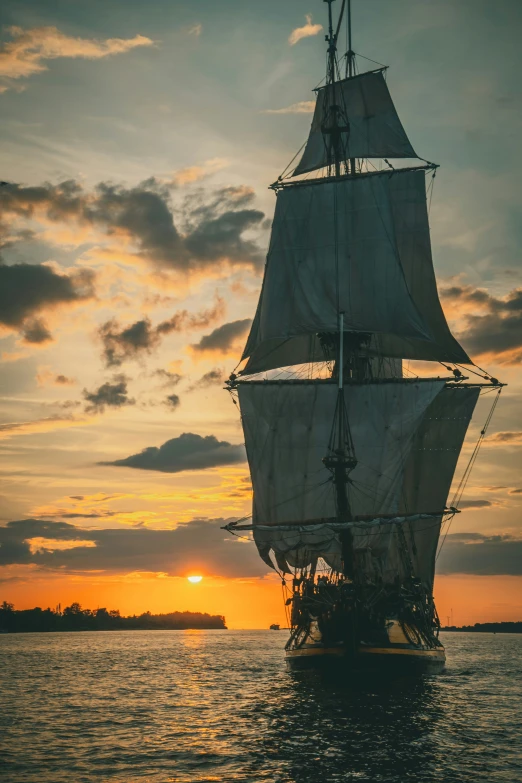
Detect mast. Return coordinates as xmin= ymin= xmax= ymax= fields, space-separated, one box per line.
xmin=328 ymin=312 xmax=357 ymax=577
xmin=323 ymin=0 xmax=346 ymax=178
xmin=346 ymin=0 xmax=354 ymax=77
xmin=346 ymin=0 xmax=356 ymax=174
xmin=330 ymin=316 xmax=352 ymax=519
xmin=321 ymin=2 xmax=358 ymax=572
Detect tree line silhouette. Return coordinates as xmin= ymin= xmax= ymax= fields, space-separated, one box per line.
xmin=0 ymin=601 xmax=227 ymax=633
xmin=441 ymin=622 xmax=522 ymax=633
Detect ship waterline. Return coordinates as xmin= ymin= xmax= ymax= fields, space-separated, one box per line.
xmin=224 ymin=0 xmax=503 ymax=671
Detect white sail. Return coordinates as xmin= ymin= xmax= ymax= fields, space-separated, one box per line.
xmin=398 ymin=386 xmax=480 ymax=586
xmin=241 ymin=169 xmax=470 ymax=375
xmin=249 ymin=385 xmax=478 ymax=586
xmin=242 ymin=171 xmax=432 ymax=361
xmin=294 ymin=70 xmax=417 ymax=177
xmin=238 ymin=379 xmax=445 ymax=527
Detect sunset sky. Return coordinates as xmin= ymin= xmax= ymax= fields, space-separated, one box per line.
xmin=1 ymin=0 xmax=521 ymax=629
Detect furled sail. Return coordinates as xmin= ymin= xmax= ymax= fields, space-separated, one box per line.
xmin=245 ymin=383 xmax=478 ymax=587
xmin=241 ymin=169 xmax=470 ymax=374
xmin=293 ymin=69 xmax=417 ymax=177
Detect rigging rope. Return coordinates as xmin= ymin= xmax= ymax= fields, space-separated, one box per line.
xmin=427 ymin=169 xmax=436 ymax=214
xmin=436 ymin=388 xmax=502 ymax=559
xmin=279 ymin=139 xmax=308 ymax=181
xmin=352 ymin=51 xmax=387 ymax=69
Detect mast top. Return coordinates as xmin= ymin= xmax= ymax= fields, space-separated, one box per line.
xmin=323 ymin=0 xmax=354 ymax=82
xmin=346 ymin=0 xmax=354 ymax=78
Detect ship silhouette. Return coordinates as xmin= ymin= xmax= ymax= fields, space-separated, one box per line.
xmin=223 ymin=0 xmax=503 ymax=672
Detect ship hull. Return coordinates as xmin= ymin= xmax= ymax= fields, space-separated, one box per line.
xmin=286 ymin=643 xmax=445 ymax=674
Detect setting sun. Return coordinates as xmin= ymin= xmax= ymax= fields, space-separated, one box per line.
xmin=187 ymin=575 xmax=203 ymax=584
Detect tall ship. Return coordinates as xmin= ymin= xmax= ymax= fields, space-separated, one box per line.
xmin=224 ymin=0 xmax=503 ymax=672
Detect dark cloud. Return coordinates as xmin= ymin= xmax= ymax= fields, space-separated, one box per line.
xmin=99 ymin=300 xmax=225 ymax=367
xmin=55 ymin=374 xmax=75 ymax=385
xmin=1 ymin=519 xmax=520 ymax=579
xmin=57 ymin=400 xmax=82 ymax=410
xmin=437 ymin=533 xmax=522 ymax=576
xmin=163 ymin=393 xmax=180 ymax=410
xmin=82 ymin=375 xmax=134 ymax=414
xmin=99 ymin=318 xmax=160 ymax=367
xmin=87 ymin=180 xmax=263 ymax=269
xmin=152 ymin=369 xmax=183 ymax=387
xmin=0 ymin=517 xmax=267 ymax=578
xmin=189 ymin=368 xmax=226 ymax=390
xmin=87 ymin=181 xmax=184 ymax=266
xmin=457 ymin=499 xmax=493 ymax=509
xmin=36 ymin=369 xmax=76 ymax=387
xmin=0 ymin=180 xmax=83 ymax=223
xmin=155 ymin=297 xmax=226 ymax=336
xmin=509 ymin=488 xmax=522 ymax=495
xmin=101 ymin=432 xmax=246 ymax=473
xmin=184 ymin=208 xmax=264 ymax=267
xmin=68 ymin=495 xmax=119 ymax=502
xmin=182 ymin=185 xmax=257 ymax=221
xmin=1 ymin=179 xmax=265 ymax=273
xmin=441 ymin=284 xmax=522 ymax=363
xmin=190 ymin=319 xmax=251 ymax=355
xmin=0 ymin=261 xmax=95 ymax=339
xmin=20 ymin=317 xmax=53 ymax=344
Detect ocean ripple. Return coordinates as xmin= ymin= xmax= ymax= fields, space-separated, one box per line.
xmin=1 ymin=630 xmax=521 ymax=782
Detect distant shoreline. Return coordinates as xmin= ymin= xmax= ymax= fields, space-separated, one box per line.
xmin=441 ymin=622 xmax=522 ymax=634
xmin=0 ymin=603 xmax=227 ymax=633
xmin=0 ymin=627 xmax=228 ymax=634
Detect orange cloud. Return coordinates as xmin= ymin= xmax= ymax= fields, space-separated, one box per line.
xmin=0 ymin=26 xmax=154 ymax=88
xmin=170 ymin=158 xmax=229 ymax=186
xmin=36 ymin=366 xmax=76 ymax=387
xmin=0 ymin=415 xmax=89 ymax=439
xmin=262 ymin=101 xmax=315 ymax=114
xmin=288 ymin=14 xmax=323 ymax=46
xmin=26 ymin=537 xmax=97 ymax=555
xmin=485 ymin=431 xmax=522 ymax=447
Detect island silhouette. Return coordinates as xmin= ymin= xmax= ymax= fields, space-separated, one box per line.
xmin=441 ymin=622 xmax=522 ymax=634
xmin=0 ymin=601 xmax=227 ymax=633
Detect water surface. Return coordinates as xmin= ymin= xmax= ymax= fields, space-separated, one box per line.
xmin=1 ymin=630 xmax=520 ymax=782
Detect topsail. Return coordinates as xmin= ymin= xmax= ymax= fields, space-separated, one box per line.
xmin=294 ymin=70 xmax=417 ymax=176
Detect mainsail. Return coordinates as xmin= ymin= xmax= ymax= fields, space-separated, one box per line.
xmin=241 ymin=169 xmax=470 ymax=375
xmin=238 ymin=381 xmax=478 ymax=588
xmin=239 ymin=380 xmax=445 ymax=526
